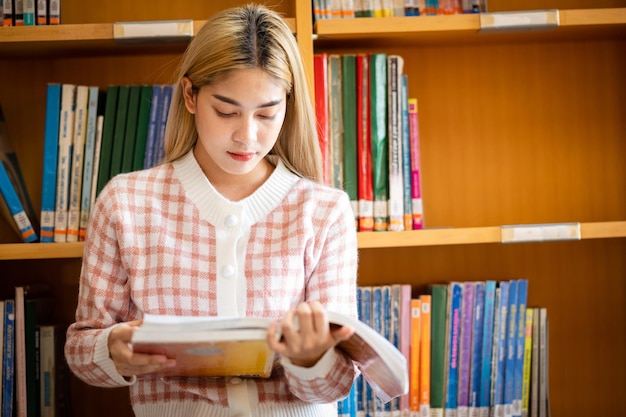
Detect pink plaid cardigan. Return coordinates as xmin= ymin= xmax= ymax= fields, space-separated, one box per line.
xmin=65 ymin=151 xmax=359 ymax=417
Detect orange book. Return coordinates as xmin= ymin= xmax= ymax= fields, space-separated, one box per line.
xmin=419 ymin=294 xmax=432 ymax=416
xmin=409 ymin=298 xmax=422 ymax=414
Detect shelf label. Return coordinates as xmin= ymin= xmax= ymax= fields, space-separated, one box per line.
xmin=113 ymin=20 xmax=194 ymax=43
xmin=479 ymin=10 xmax=559 ymax=33
xmin=501 ymin=222 xmax=580 ymax=243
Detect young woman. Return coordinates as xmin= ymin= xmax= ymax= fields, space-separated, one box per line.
xmin=65 ymin=4 xmax=358 ymax=417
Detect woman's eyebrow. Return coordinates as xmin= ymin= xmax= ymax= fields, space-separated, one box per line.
xmin=212 ymin=94 xmax=283 ymax=109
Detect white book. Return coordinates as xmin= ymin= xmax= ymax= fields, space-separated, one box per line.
xmin=39 ymin=325 xmax=57 ymax=417
xmin=88 ymin=115 xmax=105 ymax=214
xmin=53 ymin=84 xmax=76 ymax=242
xmin=78 ymin=86 xmax=99 ymax=241
xmin=387 ymin=55 xmax=405 ymax=231
xmin=66 ymin=85 xmax=89 ymax=242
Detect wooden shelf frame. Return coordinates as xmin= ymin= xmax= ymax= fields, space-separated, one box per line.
xmin=2 ymin=221 xmax=624 ymax=259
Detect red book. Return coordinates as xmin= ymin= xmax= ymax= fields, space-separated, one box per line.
xmin=313 ymin=53 xmax=330 ymax=185
xmin=356 ymin=53 xmax=373 ymax=231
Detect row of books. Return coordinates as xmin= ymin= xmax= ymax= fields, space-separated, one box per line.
xmin=314 ymin=52 xmax=424 ymax=232
xmin=39 ymin=83 xmax=174 ymax=243
xmin=0 ymin=82 xmax=174 ymax=243
xmin=313 ymin=0 xmax=486 ymax=22
xmin=338 ymin=280 xmax=550 ymax=417
xmin=1 ymin=0 xmax=60 ymax=26
xmin=1 ymin=285 xmax=67 ymax=417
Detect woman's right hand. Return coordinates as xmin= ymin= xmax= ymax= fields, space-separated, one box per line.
xmin=108 ymin=320 xmax=176 ymax=377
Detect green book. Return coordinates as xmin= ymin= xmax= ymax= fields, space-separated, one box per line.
xmin=132 ymin=85 xmax=153 ymax=172
xmin=369 ymin=53 xmax=388 ymax=231
xmin=341 ymin=54 xmax=358 ymax=230
xmin=95 ymin=85 xmax=119 ymax=197
xmin=109 ymin=85 xmax=130 ymax=179
xmin=430 ymin=283 xmax=449 ymax=416
xmin=120 ymin=85 xmax=142 ymax=174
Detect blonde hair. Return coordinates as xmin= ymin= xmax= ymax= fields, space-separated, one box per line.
xmin=164 ymin=4 xmax=322 ymax=182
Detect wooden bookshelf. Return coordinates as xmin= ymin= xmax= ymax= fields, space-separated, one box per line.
xmin=1 ymin=1 xmax=625 ymax=416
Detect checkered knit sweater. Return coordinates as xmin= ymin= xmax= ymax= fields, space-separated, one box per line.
xmin=65 ymin=151 xmax=358 ymax=417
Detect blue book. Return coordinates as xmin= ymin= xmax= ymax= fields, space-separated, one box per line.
xmin=479 ymin=280 xmax=497 ymax=412
xmin=444 ymin=282 xmax=463 ymax=416
xmin=400 ymin=74 xmax=412 ymax=231
xmin=513 ymin=279 xmax=529 ymax=417
xmin=40 ymin=83 xmax=62 ymax=242
xmin=0 ymin=162 xmax=38 ymax=242
xmin=458 ymin=282 xmax=475 ymax=417
xmin=153 ymin=84 xmax=173 ymax=167
xmin=339 ymin=382 xmax=357 ymax=417
xmin=360 ymin=286 xmax=374 ymax=417
xmin=469 ymin=281 xmax=486 ymax=413
xmin=3 ymin=299 xmax=15 ymax=417
xmin=492 ymin=281 xmax=510 ymax=417
xmin=143 ymin=84 xmax=163 ymax=169
xmin=354 ymin=287 xmax=365 ymax=416
xmin=372 ymin=286 xmax=383 ymax=416
xmin=504 ymin=280 xmax=519 ymax=417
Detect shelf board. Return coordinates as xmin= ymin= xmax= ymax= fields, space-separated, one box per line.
xmin=1 ymin=221 xmax=625 ymax=259
xmin=0 ymin=18 xmax=296 ymax=57
xmin=314 ymin=8 xmax=626 ymax=45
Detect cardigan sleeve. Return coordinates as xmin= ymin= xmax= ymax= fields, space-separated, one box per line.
xmin=64 ymin=179 xmax=136 ymax=388
xmin=280 ymin=189 xmax=359 ymax=403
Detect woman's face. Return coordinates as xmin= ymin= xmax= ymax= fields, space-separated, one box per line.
xmin=182 ymin=68 xmax=287 ymax=186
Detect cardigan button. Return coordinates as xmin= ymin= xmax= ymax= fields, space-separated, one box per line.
xmin=225 ymin=214 xmax=239 ymax=227
xmin=221 ymin=264 xmax=235 ymax=278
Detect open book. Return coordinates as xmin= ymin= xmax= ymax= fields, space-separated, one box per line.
xmin=131 ymin=310 xmax=408 ymax=402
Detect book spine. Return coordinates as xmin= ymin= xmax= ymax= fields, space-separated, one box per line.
xmin=430 ymin=284 xmax=448 ymax=417
xmin=314 ymin=54 xmax=330 ymax=184
xmin=478 ymin=280 xmax=496 ymax=414
xmin=15 ymin=287 xmax=26 ymax=417
xmin=407 ymin=97 xmax=423 ymax=229
xmin=108 ymin=85 xmax=130 ymax=179
xmin=39 ymin=325 xmax=55 ymax=417
xmin=491 ymin=281 xmax=509 ymax=417
xmin=120 ymin=85 xmax=142 ymax=174
xmin=78 ymin=86 xmax=100 ymax=241
xmin=22 ymin=0 xmax=34 ymax=25
xmin=369 ymin=53 xmax=388 ymax=231
xmin=3 ymin=0 xmax=14 ymax=26
xmin=399 ymin=284 xmax=412 ymax=415
xmin=2 ymin=299 xmax=15 ymax=417
xmin=48 ymin=0 xmax=59 ymax=24
xmin=409 ymin=298 xmax=422 ymax=415
xmin=468 ymin=281 xmax=486 ymax=415
xmin=520 ymin=308 xmax=533 ymax=417
xmin=341 ymin=54 xmax=359 ymax=230
xmin=458 ymin=282 xmax=475 ymax=417
xmin=538 ymin=309 xmax=548 ymax=417
xmin=53 ymin=83 xmax=77 ymax=242
xmin=14 ymin=0 xmax=24 ymax=25
xmin=361 ymin=286 xmax=375 ymax=417
xmin=132 ymin=85 xmax=153 ymax=171
xmin=0 ymin=162 xmax=38 ymax=242
xmin=400 ymin=74 xmax=412 ymax=231
xmin=419 ymin=294 xmax=431 ymax=417
xmin=143 ymin=84 xmax=163 ymax=169
xmin=36 ymin=0 xmax=46 ymax=24
xmin=95 ymin=85 xmax=119 ymax=197
xmin=504 ymin=280 xmax=519 ymax=417
xmin=386 ymin=55 xmax=404 ymax=231
xmin=444 ymin=282 xmax=463 ymax=417
xmin=356 ymin=53 xmax=373 ymax=232
xmin=66 ymin=85 xmax=89 ymax=242
xmin=328 ymin=54 xmax=344 ymax=190
xmin=153 ymin=84 xmax=173 ymax=166
xmin=356 ymin=286 xmax=370 ymax=417
xmin=40 ymin=84 xmax=61 ymax=241
xmin=89 ymin=115 xmax=104 ymax=213
xmin=530 ymin=308 xmax=540 ymax=417
xmin=513 ymin=279 xmax=528 ymax=417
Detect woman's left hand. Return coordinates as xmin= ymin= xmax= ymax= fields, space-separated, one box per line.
xmin=267 ymin=301 xmax=354 ymax=368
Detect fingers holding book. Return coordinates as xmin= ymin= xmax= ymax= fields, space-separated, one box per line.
xmin=109 ymin=319 xmax=176 ymax=377
xmin=267 ymin=301 xmax=354 ymax=368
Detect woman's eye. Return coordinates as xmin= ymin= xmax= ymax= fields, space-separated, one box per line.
xmin=258 ymin=114 xmax=275 ymax=120
xmin=216 ymin=110 xmax=236 ymax=118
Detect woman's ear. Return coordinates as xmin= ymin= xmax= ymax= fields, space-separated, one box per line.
xmin=181 ymin=77 xmax=197 ymax=114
